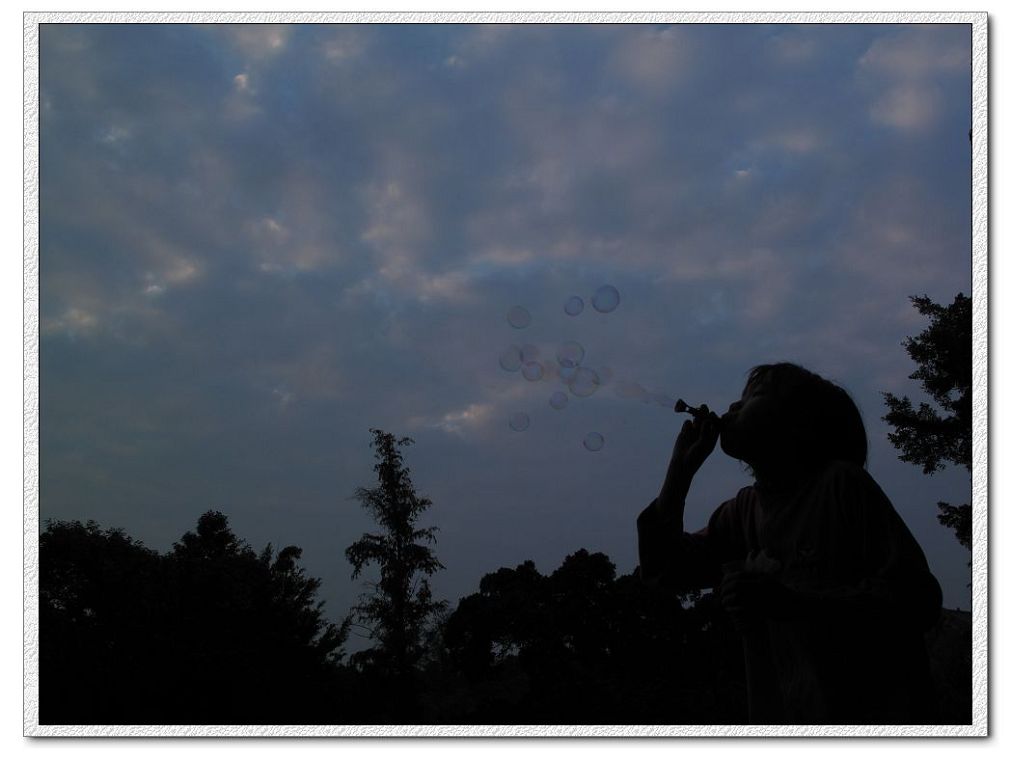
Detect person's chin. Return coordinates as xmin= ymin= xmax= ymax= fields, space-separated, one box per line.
xmin=720 ymin=436 xmax=741 ymax=459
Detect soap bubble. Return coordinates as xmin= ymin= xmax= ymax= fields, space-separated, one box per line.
xmin=591 ymin=285 xmax=620 ymax=313
xmin=557 ymin=340 xmax=585 ymax=368
xmin=570 ymin=367 xmax=601 ymax=397
xmin=507 ymin=306 xmax=531 ymax=328
xmin=549 ymin=391 xmax=569 ymax=410
xmin=597 ymin=366 xmax=614 ymax=386
xmin=499 ymin=345 xmax=522 ymax=372
xmin=583 ymin=432 xmax=605 ymax=452
xmin=509 ymin=412 xmax=530 ymax=432
xmin=559 ymin=365 xmax=577 ymax=384
xmin=564 ymin=296 xmax=584 ymax=316
xmin=522 ymin=361 xmax=544 ymax=381
xmin=520 ymin=344 xmax=540 ymax=363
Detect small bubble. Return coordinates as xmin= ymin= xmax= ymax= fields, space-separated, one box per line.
xmin=509 ymin=412 xmax=530 ymax=432
xmin=597 ymin=366 xmax=614 ymax=386
xmin=507 ymin=306 xmax=532 ymax=329
xmin=549 ymin=391 xmax=569 ymax=410
xmin=564 ymin=296 xmax=584 ymax=316
xmin=499 ymin=345 xmax=522 ymax=372
xmin=522 ymin=361 xmax=544 ymax=381
xmin=592 ymin=285 xmax=620 ymax=313
xmin=557 ymin=340 xmax=585 ymax=369
xmin=559 ymin=365 xmax=577 ymax=384
xmin=570 ymin=367 xmax=601 ymax=397
xmin=583 ymin=432 xmax=605 ymax=452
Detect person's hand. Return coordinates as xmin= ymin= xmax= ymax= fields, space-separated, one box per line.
xmin=720 ymin=570 xmax=800 ymax=629
xmin=656 ymin=404 xmax=720 ymax=518
xmin=670 ymin=404 xmax=720 ymax=480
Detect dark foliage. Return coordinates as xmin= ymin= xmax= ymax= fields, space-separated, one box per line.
xmin=882 ymin=293 xmax=972 ymax=548
xmin=40 ymin=512 xmax=348 ymax=724
xmin=429 ymin=550 xmax=747 ymax=724
xmin=40 ymin=518 xmax=968 ymax=725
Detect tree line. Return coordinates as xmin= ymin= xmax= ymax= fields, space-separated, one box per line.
xmin=38 ymin=293 xmax=971 ymax=725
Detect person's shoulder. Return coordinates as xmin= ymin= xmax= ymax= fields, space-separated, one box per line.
xmin=815 ymin=459 xmax=890 ymax=504
xmin=819 ymin=458 xmax=868 ymax=482
xmin=707 ymin=484 xmax=758 ymax=535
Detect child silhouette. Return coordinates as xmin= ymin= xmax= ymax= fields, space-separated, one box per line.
xmin=637 ymin=363 xmax=943 ymax=724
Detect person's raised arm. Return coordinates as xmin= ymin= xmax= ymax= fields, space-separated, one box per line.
xmin=637 ymin=407 xmax=722 ymax=590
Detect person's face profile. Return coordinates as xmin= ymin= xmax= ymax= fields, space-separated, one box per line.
xmin=719 ymin=374 xmax=785 ymax=463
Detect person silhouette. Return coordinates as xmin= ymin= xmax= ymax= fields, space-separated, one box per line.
xmin=637 ymin=363 xmax=943 ymax=724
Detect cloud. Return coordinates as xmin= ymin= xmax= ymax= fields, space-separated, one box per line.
xmin=216 ymin=24 xmax=292 ymax=61
xmin=859 ymin=27 xmax=967 ymax=78
xmin=857 ymin=26 xmax=969 ymax=133
xmin=410 ymin=403 xmax=495 ymax=437
xmin=42 ymin=307 xmax=100 ymax=337
xmin=868 ymin=84 xmax=941 ymax=131
xmin=606 ymin=26 xmax=694 ymax=95
xmin=319 ymin=26 xmax=369 ymax=63
xmin=768 ymin=29 xmax=819 ymax=63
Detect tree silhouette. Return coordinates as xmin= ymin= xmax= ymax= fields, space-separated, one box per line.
xmin=167 ymin=511 xmax=349 ymax=722
xmin=345 ymin=430 xmax=445 ymax=699
xmin=438 ymin=550 xmax=747 ymax=724
xmin=39 ymin=512 xmax=348 ymax=724
xmin=39 ymin=519 xmax=165 ymax=723
xmin=882 ymin=293 xmax=972 ymax=548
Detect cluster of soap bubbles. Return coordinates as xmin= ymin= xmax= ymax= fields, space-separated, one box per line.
xmin=498 ymin=285 xmax=621 ymax=452
xmin=498 ymin=337 xmax=607 ymax=403
xmin=560 ymin=285 xmax=621 ymax=317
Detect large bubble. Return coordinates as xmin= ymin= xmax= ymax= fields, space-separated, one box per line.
xmin=549 ymin=391 xmax=569 ymax=410
xmin=564 ymin=296 xmax=584 ymax=316
xmin=506 ymin=305 xmax=532 ymax=329
xmin=583 ymin=432 xmax=605 ymax=452
xmin=557 ymin=340 xmax=585 ymax=368
xmin=570 ymin=367 xmax=601 ymax=397
xmin=509 ymin=412 xmax=530 ymax=432
xmin=499 ymin=345 xmax=522 ymax=372
xmin=559 ymin=365 xmax=577 ymax=384
xmin=522 ymin=361 xmax=544 ymax=381
xmin=520 ymin=344 xmax=541 ymax=363
xmin=591 ymin=285 xmax=620 ymax=313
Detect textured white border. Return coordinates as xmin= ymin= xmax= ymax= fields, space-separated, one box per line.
xmin=23 ymin=10 xmax=989 ymax=739
xmin=23 ymin=10 xmax=40 ymax=743
xmin=969 ymin=6 xmax=990 ymax=743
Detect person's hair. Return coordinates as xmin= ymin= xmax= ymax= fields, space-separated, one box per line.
xmin=746 ymin=362 xmax=868 ymax=468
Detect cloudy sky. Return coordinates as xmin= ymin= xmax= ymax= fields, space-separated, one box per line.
xmin=39 ymin=22 xmax=973 ymax=630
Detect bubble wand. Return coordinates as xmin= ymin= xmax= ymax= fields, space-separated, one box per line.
xmin=674 ymin=399 xmax=720 ymax=428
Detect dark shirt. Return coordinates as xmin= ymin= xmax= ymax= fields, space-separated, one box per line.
xmin=637 ymin=460 xmax=942 ymax=724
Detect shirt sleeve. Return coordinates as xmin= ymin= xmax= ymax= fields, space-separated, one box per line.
xmin=636 ymin=495 xmax=742 ymax=592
